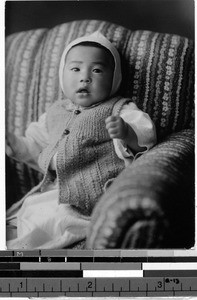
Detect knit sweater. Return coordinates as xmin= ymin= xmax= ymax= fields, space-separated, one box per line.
xmin=37 ymin=96 xmax=130 ymax=215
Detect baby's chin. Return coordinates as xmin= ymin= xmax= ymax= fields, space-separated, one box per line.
xmin=72 ymin=96 xmax=101 ymax=108
xmin=64 ymin=93 xmax=110 ymax=108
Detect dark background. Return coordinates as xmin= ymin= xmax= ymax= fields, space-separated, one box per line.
xmin=5 ymin=0 xmax=194 ymax=40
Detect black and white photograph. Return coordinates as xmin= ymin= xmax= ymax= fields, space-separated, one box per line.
xmin=5 ymin=0 xmax=195 ymax=250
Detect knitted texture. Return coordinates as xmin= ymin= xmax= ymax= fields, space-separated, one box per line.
xmin=6 ymin=20 xmax=194 ymax=205
xmin=86 ymin=129 xmax=194 ymax=249
xmin=36 ymin=97 xmax=126 ymax=215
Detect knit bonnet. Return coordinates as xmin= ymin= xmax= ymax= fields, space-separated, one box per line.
xmin=59 ymin=31 xmax=122 ymax=97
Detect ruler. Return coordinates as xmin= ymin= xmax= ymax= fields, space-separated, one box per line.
xmin=0 ymin=277 xmax=197 ymax=297
xmin=0 ymin=250 xmax=196 ymax=297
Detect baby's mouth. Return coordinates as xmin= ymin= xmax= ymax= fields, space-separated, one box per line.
xmin=77 ymin=88 xmax=89 ymax=94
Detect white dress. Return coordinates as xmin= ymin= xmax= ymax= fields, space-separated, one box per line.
xmin=6 ymin=102 xmax=156 ymax=249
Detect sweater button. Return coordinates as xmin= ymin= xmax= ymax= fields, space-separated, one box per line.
xmin=74 ymin=110 xmax=81 ymax=115
xmin=63 ymin=129 xmax=70 ymax=135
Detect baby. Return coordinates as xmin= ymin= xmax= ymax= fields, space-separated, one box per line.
xmin=6 ymin=32 xmax=156 ymax=249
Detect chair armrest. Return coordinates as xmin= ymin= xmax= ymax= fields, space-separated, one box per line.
xmin=86 ymin=129 xmax=194 ymax=249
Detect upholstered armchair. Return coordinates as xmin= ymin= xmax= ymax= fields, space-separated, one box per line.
xmin=6 ymin=20 xmax=194 ymax=249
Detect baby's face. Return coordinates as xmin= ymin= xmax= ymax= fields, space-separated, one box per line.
xmin=62 ymin=45 xmax=114 ymax=107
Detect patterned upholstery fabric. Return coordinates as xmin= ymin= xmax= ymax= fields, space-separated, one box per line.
xmin=86 ymin=129 xmax=194 ymax=249
xmin=6 ymin=20 xmax=194 ymax=137
xmin=6 ymin=20 xmax=194 ymax=248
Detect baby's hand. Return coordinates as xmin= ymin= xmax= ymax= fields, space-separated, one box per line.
xmin=105 ymin=116 xmax=128 ymax=139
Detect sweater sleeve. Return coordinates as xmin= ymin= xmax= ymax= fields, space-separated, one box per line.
xmin=113 ymin=102 xmax=157 ymax=165
xmin=11 ymin=113 xmax=49 ymax=171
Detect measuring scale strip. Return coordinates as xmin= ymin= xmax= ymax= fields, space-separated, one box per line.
xmin=0 ymin=277 xmax=197 ymax=297
xmin=1 ymin=255 xmax=197 ymax=263
xmin=1 ymin=262 xmax=197 ymax=270
xmin=1 ymin=249 xmax=197 ymax=257
xmin=0 ymin=270 xmax=197 ymax=279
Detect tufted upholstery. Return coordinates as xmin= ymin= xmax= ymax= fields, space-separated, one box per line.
xmin=6 ymin=20 xmax=194 ymax=248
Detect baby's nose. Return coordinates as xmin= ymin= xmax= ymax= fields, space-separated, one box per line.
xmin=80 ymin=72 xmax=91 ymax=83
xmin=80 ymin=77 xmax=91 ymax=83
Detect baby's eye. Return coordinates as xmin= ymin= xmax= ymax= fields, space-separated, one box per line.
xmin=71 ymin=67 xmax=80 ymax=72
xmin=93 ymin=68 xmax=102 ymax=73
